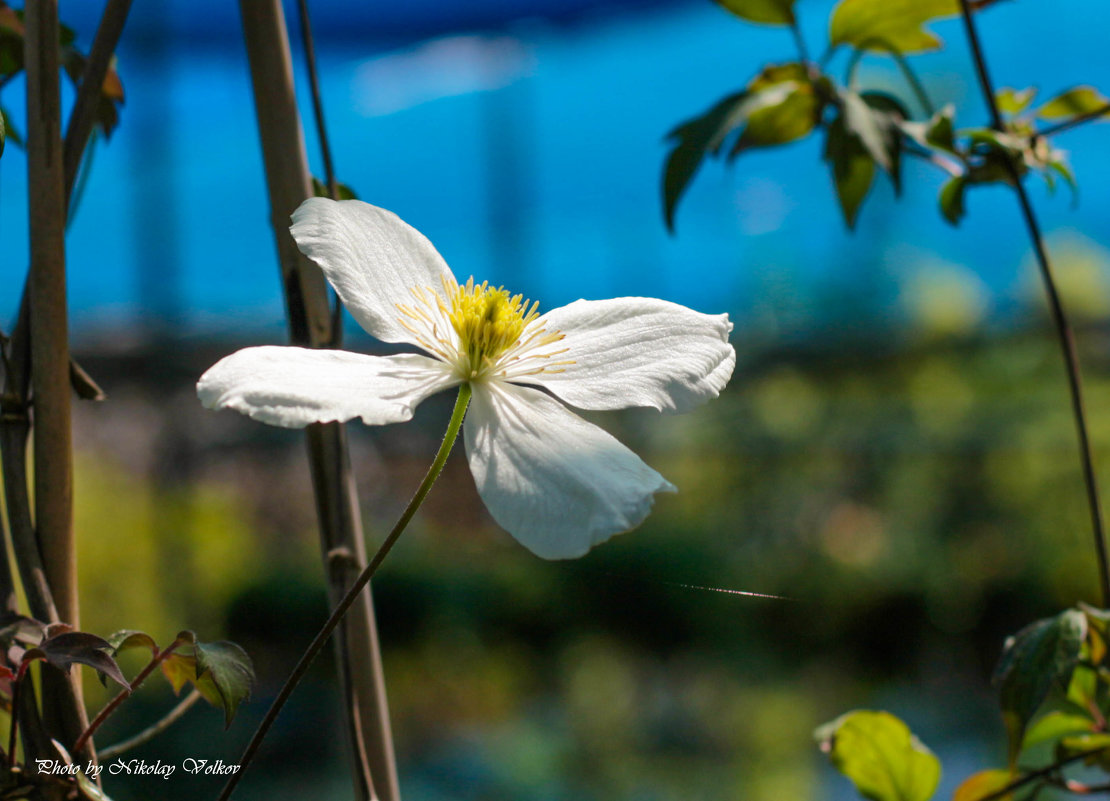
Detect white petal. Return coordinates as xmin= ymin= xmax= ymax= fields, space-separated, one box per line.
xmin=523 ymin=297 xmax=735 ymax=413
xmin=198 ymin=346 xmax=457 ymax=428
xmin=464 ymin=382 xmax=675 ymax=560
xmin=290 ymin=198 xmax=455 ymax=344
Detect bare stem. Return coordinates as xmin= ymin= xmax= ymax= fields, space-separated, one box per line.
xmin=979 ymin=746 xmax=1110 ymax=801
xmin=1038 ymin=102 xmax=1110 ymax=139
xmin=295 ymin=0 xmax=337 ymax=199
xmin=96 ymin=689 xmax=202 ymax=760
xmin=217 ymin=384 xmax=473 ymax=801
xmin=62 ymin=0 xmax=132 ymax=207
xmin=958 ymin=0 xmax=1110 ymax=607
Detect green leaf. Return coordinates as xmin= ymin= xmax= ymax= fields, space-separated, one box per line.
xmin=24 ymin=632 xmax=129 ymax=690
xmin=939 ymin=175 xmax=967 ymax=225
xmin=816 ymin=710 xmax=941 ymax=801
xmin=311 ymin=177 xmax=359 ymax=200
xmin=195 ymin=640 xmax=254 ymax=728
xmin=1021 ymin=710 xmax=1096 ymax=751
xmin=733 ymin=81 xmax=819 ymax=154
xmin=662 ymin=75 xmax=812 ymax=230
xmin=714 ymin=0 xmax=795 ymax=25
xmin=824 ymin=112 xmax=876 ymax=229
xmin=842 ymin=90 xmax=902 ymax=179
xmin=996 ymin=87 xmax=1037 ymax=116
xmin=1 ymin=106 xmax=22 ymax=149
xmin=994 ymin=609 xmax=1087 ymax=764
xmin=106 ymin=629 xmax=158 ymax=657
xmin=830 ymin=0 xmax=959 ymax=54
xmin=1036 ymin=86 xmax=1110 ymax=121
xmin=662 ymin=91 xmax=747 ymax=232
xmin=1056 ymin=732 xmax=1110 ymax=768
xmin=952 ymin=769 xmax=1012 ymax=801
xmin=160 ymin=634 xmax=254 ymax=727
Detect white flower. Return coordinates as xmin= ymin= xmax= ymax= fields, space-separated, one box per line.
xmin=198 ymin=199 xmax=735 ymax=559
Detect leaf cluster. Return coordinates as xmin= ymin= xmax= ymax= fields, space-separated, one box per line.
xmin=663 ymin=0 xmax=1110 ymax=231
xmin=820 ymin=604 xmax=1110 ymax=801
xmin=0 ymin=0 xmax=125 ymax=159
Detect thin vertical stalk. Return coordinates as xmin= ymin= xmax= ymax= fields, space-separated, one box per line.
xmin=26 ymin=0 xmax=93 ymax=765
xmin=957 ymin=0 xmax=1110 ymax=607
xmin=295 ymin=0 xmax=337 ymax=199
xmin=238 ymin=3 xmax=400 ymax=800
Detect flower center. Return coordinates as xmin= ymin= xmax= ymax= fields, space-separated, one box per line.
xmin=447 ymin=277 xmax=540 ymax=373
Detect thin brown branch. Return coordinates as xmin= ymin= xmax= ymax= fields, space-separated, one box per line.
xmin=96 ymin=689 xmax=202 ymax=761
xmin=1038 ymin=102 xmax=1110 ymax=139
xmin=296 ymin=0 xmax=337 ymax=198
xmin=958 ymin=0 xmax=1110 ymax=607
xmin=238 ymin=3 xmax=399 ymax=799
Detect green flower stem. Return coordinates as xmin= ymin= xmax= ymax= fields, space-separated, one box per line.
xmin=218 ymin=383 xmax=473 ymax=801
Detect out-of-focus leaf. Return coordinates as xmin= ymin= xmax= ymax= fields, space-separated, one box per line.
xmin=994 ymin=609 xmax=1087 ymax=764
xmin=0 ymin=613 xmax=44 ymax=648
xmin=996 ymin=87 xmax=1036 ymax=116
xmin=939 ymin=175 xmax=967 ymax=225
xmin=1 ymin=107 xmax=22 ymax=149
xmin=714 ymin=0 xmax=795 ymax=24
xmin=1035 ymin=86 xmax=1110 ymax=121
xmin=311 ymin=177 xmax=359 ymax=200
xmin=1057 ymin=732 xmax=1110 ymax=769
xmin=840 ymin=90 xmax=897 ymax=173
xmin=663 ymin=79 xmax=806 ymax=230
xmin=24 ymin=632 xmax=129 ymax=690
xmin=824 ymin=112 xmax=875 ymax=229
xmin=0 ymin=108 xmax=5 ymax=159
xmin=829 ymin=0 xmax=959 ymax=54
xmin=1021 ymin=710 xmax=1095 ymax=751
xmin=816 ymin=710 xmax=941 ymax=801
xmin=733 ymin=81 xmax=819 ymax=154
xmin=106 ymin=629 xmax=158 ymax=658
xmin=663 ymin=91 xmax=747 ymax=231
xmin=952 ymin=769 xmax=1013 ymax=801
xmin=902 ymin=105 xmax=957 ymax=156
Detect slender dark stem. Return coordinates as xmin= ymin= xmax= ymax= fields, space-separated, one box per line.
xmin=789 ymin=19 xmax=810 ymax=65
xmin=72 ymin=639 xmax=182 ymax=755
xmin=958 ymin=0 xmax=1110 ymax=607
xmin=6 ymin=664 xmax=25 ymax=768
xmin=96 ymin=689 xmax=202 ymax=760
xmin=217 ymin=384 xmax=473 ymax=801
xmin=62 ymin=0 xmax=132 ymax=207
xmin=1038 ymin=102 xmax=1110 ymax=139
xmin=296 ymin=0 xmax=337 ymax=199
xmin=979 ymin=746 xmax=1110 ymax=801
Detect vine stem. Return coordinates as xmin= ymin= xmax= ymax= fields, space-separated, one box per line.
xmin=296 ymin=0 xmax=337 ymax=200
xmin=1038 ymin=101 xmax=1110 ymax=139
xmin=979 ymin=746 xmax=1110 ymax=801
xmin=71 ymin=638 xmax=184 ymax=755
xmin=217 ymin=384 xmax=473 ymax=801
xmin=957 ymin=0 xmax=1110 ymax=607
xmin=96 ymin=689 xmax=202 ymax=760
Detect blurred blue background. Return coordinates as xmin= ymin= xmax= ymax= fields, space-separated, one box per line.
xmin=3 ymin=2 xmax=1110 ymax=800
xmin=4 ymin=0 xmax=1110 ymax=339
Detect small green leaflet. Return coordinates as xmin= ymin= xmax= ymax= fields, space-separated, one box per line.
xmin=830 ymin=0 xmax=959 ymax=54
xmin=1035 ymin=86 xmax=1110 ymax=121
xmin=714 ymin=0 xmax=795 ymax=25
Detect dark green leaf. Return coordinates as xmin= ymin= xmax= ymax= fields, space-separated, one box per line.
xmin=824 ymin=113 xmax=876 ymax=229
xmin=840 ymin=90 xmax=897 ymax=173
xmin=996 ymin=87 xmax=1036 ymax=116
xmin=714 ymin=0 xmax=795 ymax=25
xmin=1 ymin=106 xmax=22 ymax=149
xmin=311 ymin=177 xmax=359 ymax=200
xmin=994 ymin=609 xmax=1087 ymax=764
xmin=24 ymin=632 xmax=129 ymax=690
xmin=938 ymin=176 xmax=967 ymax=225
xmin=816 ymin=710 xmax=941 ymax=801
xmin=195 ymin=641 xmax=255 ymax=728
xmin=829 ymin=0 xmax=959 ymax=54
xmin=1021 ymin=710 xmax=1096 ymax=751
xmin=901 ymin=105 xmax=957 ymax=153
xmin=1036 ymin=86 xmax=1110 ymax=121
xmin=662 ymin=91 xmax=747 ymax=232
xmin=733 ymin=81 xmax=819 ymax=154
xmin=160 ymin=634 xmax=253 ymax=727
